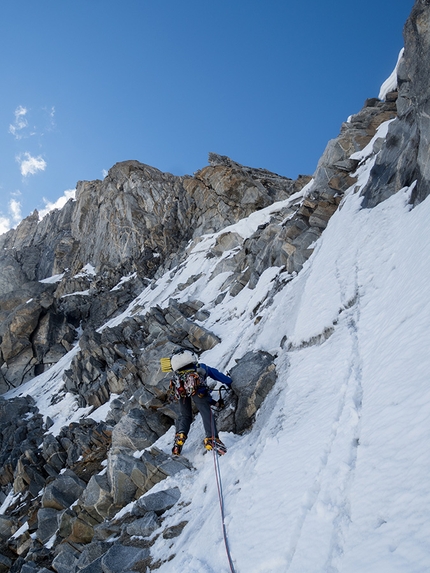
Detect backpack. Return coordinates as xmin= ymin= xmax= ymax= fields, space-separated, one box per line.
xmin=169 ymin=369 xmax=205 ymax=401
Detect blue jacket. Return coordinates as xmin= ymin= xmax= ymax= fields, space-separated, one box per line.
xmin=193 ymin=363 xmax=232 ymax=401
xmin=198 ymin=363 xmax=232 ymax=386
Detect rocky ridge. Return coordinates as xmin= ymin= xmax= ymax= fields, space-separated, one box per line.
xmin=1 ymin=1 xmax=429 ymax=570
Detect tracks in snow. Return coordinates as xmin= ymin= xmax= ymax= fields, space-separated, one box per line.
xmin=286 ymin=264 xmax=364 ymax=572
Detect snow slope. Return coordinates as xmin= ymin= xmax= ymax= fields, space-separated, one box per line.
xmin=5 ymin=123 xmax=430 ymax=571
xmin=140 ymin=171 xmax=430 ymax=572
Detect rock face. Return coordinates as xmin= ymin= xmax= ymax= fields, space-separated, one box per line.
xmin=362 ymin=1 xmax=430 ymax=207
xmin=0 ymin=157 xmax=303 ymax=390
xmin=0 ymin=156 xmax=299 ymax=288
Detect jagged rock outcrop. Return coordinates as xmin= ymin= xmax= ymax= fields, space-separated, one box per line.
xmin=0 ymin=343 xmax=283 ymax=569
xmin=196 ymin=97 xmax=398 ymax=301
xmin=62 ymin=299 xmax=221 ymax=412
xmin=0 ymin=156 xmax=300 ymax=287
xmin=311 ymin=96 xmax=397 ymax=203
xmin=362 ymin=2 xmax=430 ymax=207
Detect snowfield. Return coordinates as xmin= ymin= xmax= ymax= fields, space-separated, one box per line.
xmin=5 ymin=126 xmax=430 ymax=572
xmin=146 ymin=180 xmax=430 ymax=572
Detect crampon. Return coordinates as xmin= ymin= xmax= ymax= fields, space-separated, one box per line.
xmin=204 ymin=436 xmax=227 ymax=456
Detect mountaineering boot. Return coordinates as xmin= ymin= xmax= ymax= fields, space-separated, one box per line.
xmin=203 ymin=436 xmax=227 ymax=456
xmin=172 ymin=432 xmax=187 ymax=455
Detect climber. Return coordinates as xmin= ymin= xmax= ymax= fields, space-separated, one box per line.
xmin=161 ymin=349 xmax=232 ymax=456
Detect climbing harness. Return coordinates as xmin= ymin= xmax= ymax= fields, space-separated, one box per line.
xmin=209 ymin=406 xmax=237 ymax=573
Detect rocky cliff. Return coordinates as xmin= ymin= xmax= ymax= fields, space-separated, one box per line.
xmin=0 ymin=1 xmax=429 ymax=571
xmin=0 ymin=156 xmax=308 ymax=391
xmin=362 ymin=0 xmax=430 ymax=207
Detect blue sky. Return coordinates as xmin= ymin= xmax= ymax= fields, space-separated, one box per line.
xmin=0 ymin=1 xmax=414 ymax=234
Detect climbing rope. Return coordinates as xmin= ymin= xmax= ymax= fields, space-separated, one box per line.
xmin=210 ymin=402 xmax=237 ymax=573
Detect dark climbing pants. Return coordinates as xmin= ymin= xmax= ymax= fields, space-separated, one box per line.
xmin=176 ymin=394 xmax=217 ymax=439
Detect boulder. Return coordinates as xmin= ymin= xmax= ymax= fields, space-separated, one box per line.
xmin=0 ymin=515 xmax=16 ymax=540
xmin=133 ymin=486 xmax=181 ymax=516
xmin=16 ymin=563 xmax=46 ymax=573
xmin=0 ymin=395 xmax=29 ymax=423
xmin=92 ymin=521 xmax=122 ymax=542
xmin=133 ymin=448 xmax=191 ymax=494
xmin=57 ymin=419 xmax=112 ymax=481
xmin=107 ymin=447 xmax=190 ymax=507
xmin=110 ymin=408 xmax=167 ymax=451
xmin=79 ymin=556 xmax=103 ymax=573
xmin=163 ymin=304 xmax=221 ymax=350
xmin=125 ymin=511 xmax=160 ymax=537
xmin=100 ymin=544 xmax=149 ymax=573
xmin=41 ymin=470 xmax=86 ymax=510
xmin=8 ymin=525 xmax=32 ymax=557
xmin=230 ymin=351 xmax=277 ymax=433
xmin=162 ymin=520 xmax=188 ymax=539
xmin=13 ymin=455 xmax=46 ymax=496
xmin=214 ymin=390 xmax=238 ymax=434
xmin=107 ymin=450 xmax=147 ymax=506
xmin=41 ymin=434 xmax=66 ymax=474
xmin=36 ymin=507 xmax=60 ymax=544
xmin=51 ymin=545 xmax=79 ymax=573
xmin=0 ymin=553 xmax=12 ymax=573
xmin=0 ymin=395 xmax=41 ymax=488
xmin=57 ymin=508 xmax=75 ymax=539
xmin=69 ymin=514 xmax=96 ymax=544
xmin=80 ymin=473 xmax=116 ymax=519
xmin=75 ymin=541 xmax=111 ymax=570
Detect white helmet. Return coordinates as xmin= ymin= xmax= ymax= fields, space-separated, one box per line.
xmin=171 ymin=349 xmax=198 ymax=372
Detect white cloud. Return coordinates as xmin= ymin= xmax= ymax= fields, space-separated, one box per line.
xmin=43 ymin=105 xmax=56 ymax=133
xmin=9 ymin=105 xmax=29 ymax=139
xmin=0 ymin=196 xmax=23 ymax=235
xmin=0 ymin=215 xmax=10 ymax=235
xmin=9 ymin=104 xmax=56 ymax=140
xmin=17 ymin=152 xmax=47 ymax=177
xmin=39 ymin=188 xmax=76 ymax=219
xmin=9 ymin=198 xmax=22 ymax=221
